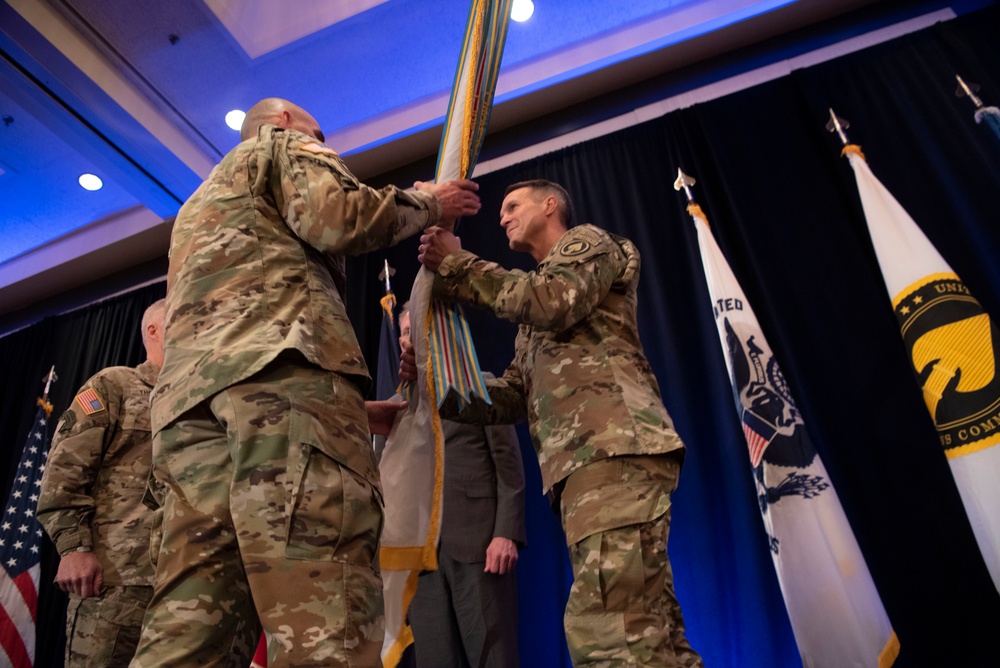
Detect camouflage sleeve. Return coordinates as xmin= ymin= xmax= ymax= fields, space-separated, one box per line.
xmin=434 ymin=233 xmax=623 ymax=332
xmin=36 ymin=375 xmax=120 ymax=555
xmin=272 ymin=132 xmax=442 ymax=255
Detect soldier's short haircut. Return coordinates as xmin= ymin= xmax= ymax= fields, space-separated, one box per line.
xmin=141 ymin=299 xmax=166 ymax=345
xmin=240 ymin=98 xmax=325 ymax=143
xmin=504 ymin=179 xmax=574 ymax=227
xmin=241 ymin=98 xmax=285 ymax=141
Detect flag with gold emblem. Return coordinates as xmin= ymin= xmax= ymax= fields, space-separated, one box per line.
xmin=842 ymin=143 xmax=1000 ymax=591
xmin=378 ymin=1 xmax=512 ymax=665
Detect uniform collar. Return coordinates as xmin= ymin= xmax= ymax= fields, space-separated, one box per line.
xmin=137 ymin=359 xmax=161 ymax=387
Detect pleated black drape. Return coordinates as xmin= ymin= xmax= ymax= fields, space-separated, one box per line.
xmin=4 ymin=5 xmax=1000 ymax=667
xmin=0 ymin=282 xmax=165 ymax=668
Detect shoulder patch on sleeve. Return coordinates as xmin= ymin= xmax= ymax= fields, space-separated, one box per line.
xmin=300 ymin=142 xmax=338 ymax=156
xmin=74 ymin=388 xmax=106 ymax=416
xmin=557 ymin=226 xmax=612 ymax=259
xmin=559 ymin=239 xmax=591 ymax=257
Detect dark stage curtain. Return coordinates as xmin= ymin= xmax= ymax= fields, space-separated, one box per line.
xmin=4 ymin=6 xmax=1000 ymax=666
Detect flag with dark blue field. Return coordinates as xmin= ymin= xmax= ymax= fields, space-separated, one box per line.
xmin=376 ymin=291 xmax=401 ymax=401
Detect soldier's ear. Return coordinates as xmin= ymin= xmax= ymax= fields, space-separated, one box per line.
xmin=543 ymin=195 xmax=558 ymax=216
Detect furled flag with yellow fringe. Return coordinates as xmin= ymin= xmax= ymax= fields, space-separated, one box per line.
xmin=830 ymin=110 xmax=1000 ymax=591
xmin=677 ymin=171 xmax=899 ymax=667
xmin=377 ymin=1 xmax=512 ymax=665
xmin=376 ymin=260 xmax=401 ymax=402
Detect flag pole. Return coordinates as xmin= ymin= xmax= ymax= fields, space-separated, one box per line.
xmin=379 ymin=3 xmax=512 ymax=664
xmin=955 ymin=75 xmax=985 ymax=109
xmin=826 ymin=108 xmax=852 ymax=146
xmin=42 ymin=366 xmax=57 ymax=397
xmin=379 ymin=259 xmax=396 ymax=295
xmin=674 ymin=168 xmax=713 ymax=230
xmin=378 ymin=260 xmax=398 ymax=324
xmin=38 ymin=366 xmax=57 ymax=416
xmin=955 ymin=74 xmax=1000 ymax=141
xmin=673 ymin=168 xmax=697 ymax=204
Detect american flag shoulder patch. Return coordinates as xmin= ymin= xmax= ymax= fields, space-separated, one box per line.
xmin=75 ymin=388 xmax=106 ymax=415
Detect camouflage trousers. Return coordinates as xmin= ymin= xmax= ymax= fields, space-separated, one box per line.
xmin=560 ymin=455 xmax=702 ymax=668
xmin=131 ymin=358 xmax=385 ymax=668
xmin=65 ymin=585 xmax=152 ymax=668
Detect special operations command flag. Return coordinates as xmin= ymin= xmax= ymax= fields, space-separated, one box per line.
xmin=842 ymin=143 xmax=1000 ymax=591
xmin=0 ymin=392 xmax=54 ymax=668
xmin=378 ymin=1 xmax=512 ymax=665
xmin=686 ymin=196 xmax=899 ymax=667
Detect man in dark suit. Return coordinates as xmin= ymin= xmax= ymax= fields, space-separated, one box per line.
xmin=398 ymin=306 xmax=526 ymax=668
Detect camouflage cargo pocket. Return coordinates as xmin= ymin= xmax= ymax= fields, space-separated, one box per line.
xmin=567 ymin=525 xmax=647 ymax=615
xmin=65 ymin=595 xmax=95 ymax=663
xmin=285 ymin=409 xmax=383 ymax=565
xmin=96 ymin=587 xmax=149 ymax=626
xmin=66 ymin=589 xmax=149 ymax=668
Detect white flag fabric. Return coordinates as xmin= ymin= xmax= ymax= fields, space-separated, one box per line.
xmin=689 ymin=202 xmax=899 ymax=667
xmin=844 ymin=145 xmax=1000 ymax=591
xmin=378 ymin=1 xmax=512 ymax=665
xmin=378 ymin=271 xmax=444 ymax=667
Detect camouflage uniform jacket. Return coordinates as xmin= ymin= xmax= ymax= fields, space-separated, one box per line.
xmin=434 ymin=224 xmax=684 ymax=493
xmin=153 ymin=124 xmax=442 ymax=432
xmin=37 ymin=361 xmax=159 ymax=586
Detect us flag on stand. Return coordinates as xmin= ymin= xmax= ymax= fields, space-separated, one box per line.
xmin=0 ymin=397 xmax=53 ymax=668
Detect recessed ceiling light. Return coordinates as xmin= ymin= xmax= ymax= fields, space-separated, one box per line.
xmin=78 ymin=173 xmax=103 ymax=191
xmin=226 ymin=109 xmax=246 ymax=131
xmin=511 ymin=0 xmax=534 ymax=22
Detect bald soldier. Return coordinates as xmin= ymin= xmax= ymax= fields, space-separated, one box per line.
xmin=130 ymin=98 xmax=480 ymax=667
xmin=415 ymin=179 xmax=703 ymax=667
xmin=37 ymin=298 xmax=165 ymax=668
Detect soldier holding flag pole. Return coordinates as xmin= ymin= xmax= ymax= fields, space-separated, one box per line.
xmin=131 ymin=97 xmax=479 ymax=667
xmin=415 ymin=177 xmax=703 ymax=667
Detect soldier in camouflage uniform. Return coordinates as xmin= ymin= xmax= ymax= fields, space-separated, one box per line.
xmin=37 ymin=298 xmax=166 ymax=668
xmin=415 ymin=179 xmax=703 ymax=667
xmin=131 ymin=98 xmax=480 ymax=668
